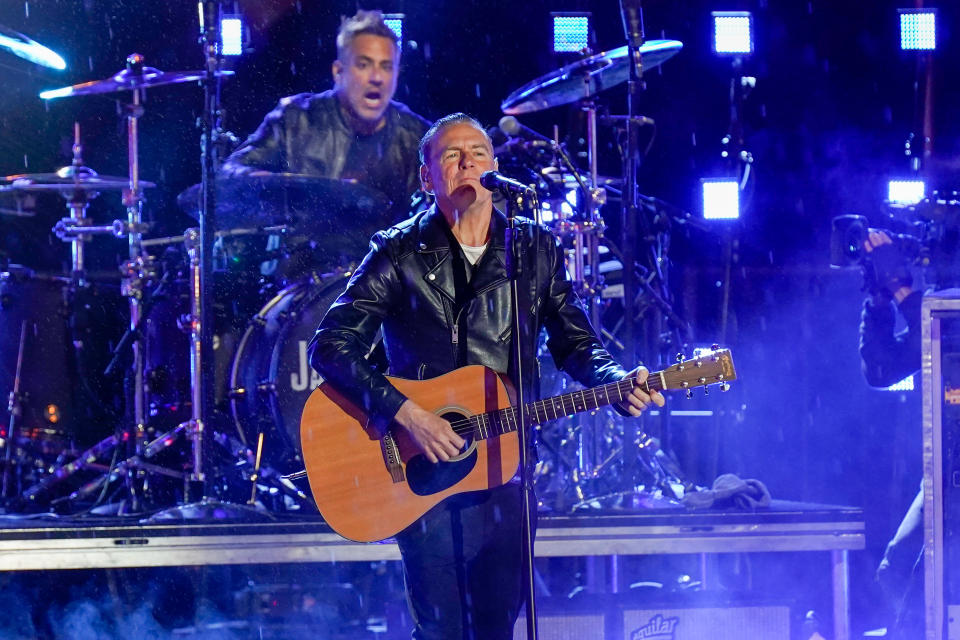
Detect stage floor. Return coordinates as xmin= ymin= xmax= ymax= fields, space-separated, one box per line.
xmin=0 ymin=500 xmax=862 ymax=638
xmin=0 ymin=500 xmax=863 ymax=570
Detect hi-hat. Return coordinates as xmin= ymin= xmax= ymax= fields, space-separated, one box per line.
xmin=3 ymin=165 xmax=155 ymax=192
xmin=40 ymin=65 xmax=234 ymax=99
xmin=502 ymin=39 xmax=683 ymax=115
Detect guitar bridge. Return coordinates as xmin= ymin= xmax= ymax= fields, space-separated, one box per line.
xmin=380 ymin=433 xmax=405 ymax=483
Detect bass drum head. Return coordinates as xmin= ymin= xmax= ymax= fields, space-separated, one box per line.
xmin=229 ymin=274 xmax=348 ymax=474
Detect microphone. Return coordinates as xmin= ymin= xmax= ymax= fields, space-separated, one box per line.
xmin=498 ymin=116 xmax=553 ymax=144
xmin=479 ymin=171 xmax=535 ymax=196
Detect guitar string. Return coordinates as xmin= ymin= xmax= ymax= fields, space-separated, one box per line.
xmin=444 ymin=377 xmax=640 ymax=437
xmin=440 ymin=361 xmax=726 ymax=437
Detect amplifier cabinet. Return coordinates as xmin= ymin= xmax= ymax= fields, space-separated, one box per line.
xmin=921 ymin=291 xmax=960 ymax=640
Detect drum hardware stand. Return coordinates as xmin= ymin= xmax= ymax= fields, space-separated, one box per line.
xmin=136 ymin=228 xmax=266 ymax=519
xmin=143 ymin=2 xmax=270 ymax=521
xmin=50 ymin=124 xmax=130 ymax=287
xmin=2 ymin=321 xmax=28 ymax=502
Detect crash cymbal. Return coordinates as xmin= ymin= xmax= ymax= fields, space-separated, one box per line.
xmin=502 ymin=39 xmax=683 ymax=115
xmin=39 ymin=64 xmax=234 ymax=99
xmin=0 ymin=24 xmax=66 ymax=70
xmin=3 ymin=165 xmax=155 ymax=191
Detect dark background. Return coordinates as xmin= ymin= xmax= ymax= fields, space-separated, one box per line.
xmin=1 ymin=0 xmax=957 ymax=634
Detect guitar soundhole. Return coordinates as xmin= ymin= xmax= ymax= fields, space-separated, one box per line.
xmin=405 ymin=410 xmax=477 ymax=497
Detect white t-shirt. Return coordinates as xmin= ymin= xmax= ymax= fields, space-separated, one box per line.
xmin=460 ymin=242 xmax=488 ymax=266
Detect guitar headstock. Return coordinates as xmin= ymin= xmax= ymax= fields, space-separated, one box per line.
xmin=659 ymin=347 xmax=737 ymax=397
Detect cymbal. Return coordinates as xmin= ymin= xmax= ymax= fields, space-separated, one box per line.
xmin=177 ymin=174 xmax=393 ymax=262
xmin=3 ymin=165 xmax=155 ymax=191
xmin=501 ymin=39 xmax=683 ymax=115
xmin=0 ymin=24 xmax=66 ymax=70
xmin=39 ymin=67 xmax=234 ymax=100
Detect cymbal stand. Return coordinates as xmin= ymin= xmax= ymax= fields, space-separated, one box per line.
xmin=52 ymin=126 xmax=129 ymax=286
xmin=114 ymin=54 xmax=156 ymax=511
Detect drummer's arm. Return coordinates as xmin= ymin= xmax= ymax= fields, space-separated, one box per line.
xmin=221 ymin=103 xmax=287 ymax=177
xmin=307 ymin=238 xmax=406 ymax=434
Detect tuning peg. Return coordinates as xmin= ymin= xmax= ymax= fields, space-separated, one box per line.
xmin=685 ymin=389 xmax=693 ymax=399
xmin=703 ymin=386 xmax=709 ymax=397
xmin=675 ymin=353 xmax=685 ymax=363
xmin=711 ymin=343 xmax=719 ymax=351
xmin=719 ymin=382 xmax=731 ymax=392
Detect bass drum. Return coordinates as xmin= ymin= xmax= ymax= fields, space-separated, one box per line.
xmin=229 ymin=274 xmax=348 ymax=474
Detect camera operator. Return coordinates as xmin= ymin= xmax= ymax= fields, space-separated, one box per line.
xmin=859 ymin=229 xmax=924 ymax=638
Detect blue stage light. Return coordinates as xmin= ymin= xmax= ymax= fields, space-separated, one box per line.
xmin=220 ymin=16 xmax=244 ymax=56
xmin=898 ymin=9 xmax=936 ymax=51
xmin=711 ymin=11 xmax=753 ymax=56
xmin=702 ymin=178 xmax=740 ymax=220
xmin=887 ymin=179 xmax=925 ymax=205
xmin=384 ymin=15 xmax=403 ymax=43
xmin=885 ymin=374 xmax=915 ymax=392
xmin=552 ymin=14 xmax=590 ymax=53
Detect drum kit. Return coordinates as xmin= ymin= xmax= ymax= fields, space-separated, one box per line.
xmin=1 ymin=29 xmax=692 ymax=516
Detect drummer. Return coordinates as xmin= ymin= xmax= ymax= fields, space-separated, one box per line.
xmin=221 ymin=9 xmax=430 ymax=225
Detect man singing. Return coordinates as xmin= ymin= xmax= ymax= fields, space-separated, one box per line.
xmin=309 ymin=113 xmax=664 ymax=639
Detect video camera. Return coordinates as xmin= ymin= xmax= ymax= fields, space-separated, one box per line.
xmin=830 ymin=192 xmax=960 ymax=287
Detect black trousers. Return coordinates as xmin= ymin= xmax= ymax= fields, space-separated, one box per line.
xmin=395 ymin=482 xmax=527 ymax=640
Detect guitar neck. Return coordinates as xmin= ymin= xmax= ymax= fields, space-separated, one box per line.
xmin=451 ymin=374 xmax=656 ymax=441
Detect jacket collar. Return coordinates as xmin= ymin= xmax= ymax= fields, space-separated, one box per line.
xmin=415 ymin=204 xmax=509 ymax=251
xmin=416 ymin=205 xmax=509 ymax=300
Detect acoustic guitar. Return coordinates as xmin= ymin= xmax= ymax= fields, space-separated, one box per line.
xmin=300 ymin=349 xmax=736 ymax=542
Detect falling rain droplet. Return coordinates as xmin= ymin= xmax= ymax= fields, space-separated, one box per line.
xmin=24 ymin=2 xmax=29 ymax=19
xmin=475 ymin=84 xmax=481 ymax=98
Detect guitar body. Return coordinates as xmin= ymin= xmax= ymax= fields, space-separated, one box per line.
xmin=300 ymin=365 xmax=519 ymax=542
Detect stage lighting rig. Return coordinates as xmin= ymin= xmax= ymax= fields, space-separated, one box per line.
xmin=384 ymin=14 xmax=404 ymax=43
xmin=220 ymin=15 xmax=245 ymax=56
xmin=711 ymin=11 xmax=753 ymax=56
xmin=888 ymin=179 xmax=926 ymax=206
xmin=701 ymin=178 xmax=740 ymax=220
xmin=551 ymin=13 xmax=591 ymax=53
xmin=898 ymin=8 xmax=937 ymax=51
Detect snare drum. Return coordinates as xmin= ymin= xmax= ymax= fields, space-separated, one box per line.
xmin=229 ymin=274 xmax=348 ymax=473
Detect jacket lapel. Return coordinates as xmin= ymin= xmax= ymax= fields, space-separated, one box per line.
xmin=470 ymin=209 xmax=509 ymax=296
xmin=416 ymin=207 xmax=457 ymax=302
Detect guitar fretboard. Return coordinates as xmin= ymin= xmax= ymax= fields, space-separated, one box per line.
xmin=448 ymin=374 xmax=658 ymax=439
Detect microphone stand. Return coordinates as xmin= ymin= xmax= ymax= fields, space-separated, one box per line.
xmin=504 ymin=188 xmax=540 ymax=640
xmin=618 ymin=0 xmax=647 ymax=490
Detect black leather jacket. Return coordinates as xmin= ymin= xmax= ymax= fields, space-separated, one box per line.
xmin=308 ymin=205 xmax=627 ymax=431
xmin=222 ymin=90 xmax=430 ymax=222
xmin=859 ymin=290 xmax=923 ymax=387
